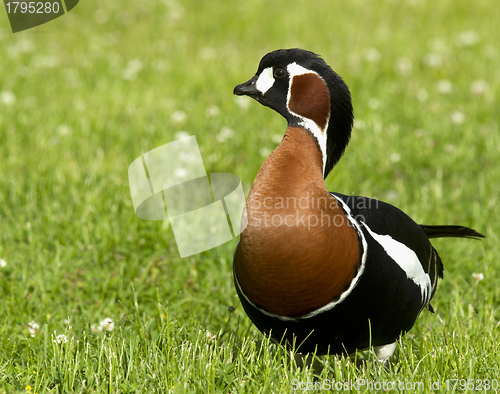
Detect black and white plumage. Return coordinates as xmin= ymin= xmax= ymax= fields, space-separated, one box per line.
xmin=232 ymin=48 xmax=484 ymax=362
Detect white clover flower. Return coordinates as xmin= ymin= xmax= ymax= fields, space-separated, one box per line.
xmin=178 ymin=149 xmax=198 ymax=163
xmin=171 ymin=110 xmax=187 ymax=124
xmin=94 ymin=8 xmax=108 ymax=24
xmin=7 ymin=38 xmax=34 ymax=58
xmin=122 ymin=59 xmax=143 ymax=81
xmin=368 ymin=98 xmax=381 ymax=110
xmin=0 ymin=91 xmax=16 ymax=106
xmin=424 ymin=53 xmax=443 ymax=68
xmin=417 ymin=89 xmax=428 ymax=102
xmin=353 ymin=119 xmax=366 ymax=130
xmin=174 ymin=167 xmax=188 ymax=179
xmin=206 ymin=330 xmax=216 ymax=340
xmin=33 ymin=55 xmax=59 ymax=68
xmin=199 ymin=47 xmax=216 ymax=60
xmin=385 ymin=191 xmax=399 ymax=201
xmin=450 ymin=111 xmax=466 ymax=125
xmin=99 ymin=318 xmax=115 ymax=332
xmin=444 ymin=144 xmax=456 ymax=152
xmin=53 ymin=333 xmax=68 ymax=344
xmin=470 ymin=80 xmax=489 ymax=95
xmin=428 ymin=37 xmax=448 ymax=53
xmin=259 ymin=147 xmax=272 ymax=158
xmin=271 ymin=134 xmax=283 ymax=144
xmin=27 ymin=321 xmax=39 ymax=337
xmin=169 ymin=10 xmax=184 ymax=23
xmin=206 ymin=153 xmax=218 ymax=164
xmin=456 ymin=31 xmax=479 ymax=47
xmin=234 ymin=96 xmax=251 ymax=110
xmin=174 ymin=131 xmax=190 ymax=140
xmin=436 ymin=80 xmax=453 ymax=94
xmin=206 ymin=105 xmax=220 ymax=117
xmin=364 ymin=47 xmax=381 ymax=63
xmin=216 ymin=127 xmax=234 ymax=143
xmin=472 ymin=272 xmax=484 ymax=284
xmin=92 ymin=318 xmax=115 ymax=333
xmin=57 ymin=124 xmax=71 ymax=136
xmin=395 ymin=57 xmax=412 ymax=76
xmin=0 ymin=258 xmax=6 ymax=268
xmin=389 ymin=153 xmax=401 ymax=163
xmin=153 ymin=59 xmax=169 ymax=72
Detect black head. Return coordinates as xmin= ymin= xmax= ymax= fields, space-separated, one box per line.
xmin=234 ymin=48 xmax=353 ymax=178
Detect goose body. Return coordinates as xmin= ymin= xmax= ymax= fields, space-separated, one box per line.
xmin=232 ymin=49 xmax=484 ymax=361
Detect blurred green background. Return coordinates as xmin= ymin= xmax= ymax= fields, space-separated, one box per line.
xmin=0 ymin=0 xmax=498 ymax=392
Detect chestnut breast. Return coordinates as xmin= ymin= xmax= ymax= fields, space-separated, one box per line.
xmin=234 ymin=127 xmax=361 ymax=317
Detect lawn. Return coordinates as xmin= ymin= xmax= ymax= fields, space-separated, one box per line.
xmin=0 ymin=0 xmax=499 ymax=392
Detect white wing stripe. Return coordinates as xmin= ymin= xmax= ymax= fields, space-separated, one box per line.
xmin=362 ymin=223 xmax=431 ymax=305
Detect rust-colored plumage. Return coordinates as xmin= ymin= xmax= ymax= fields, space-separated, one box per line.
xmin=288 ymin=73 xmax=330 ymax=130
xmin=234 ymin=127 xmax=360 ymax=316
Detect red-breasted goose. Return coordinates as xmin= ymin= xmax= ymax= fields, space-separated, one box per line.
xmin=232 ymin=48 xmax=484 ymax=363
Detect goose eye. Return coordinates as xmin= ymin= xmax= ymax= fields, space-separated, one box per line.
xmin=273 ymin=68 xmax=286 ymax=79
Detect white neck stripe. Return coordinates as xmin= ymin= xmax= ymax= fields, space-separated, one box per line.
xmin=286 ymin=63 xmax=330 ymax=176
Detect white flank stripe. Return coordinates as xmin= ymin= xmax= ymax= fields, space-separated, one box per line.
xmin=255 ymin=67 xmax=275 ymax=94
xmin=362 ymin=223 xmax=431 ymax=304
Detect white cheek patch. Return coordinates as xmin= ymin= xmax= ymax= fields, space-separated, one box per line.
xmin=255 ymin=67 xmax=275 ymax=94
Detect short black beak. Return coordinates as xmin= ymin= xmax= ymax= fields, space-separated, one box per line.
xmin=233 ymin=75 xmax=260 ymax=96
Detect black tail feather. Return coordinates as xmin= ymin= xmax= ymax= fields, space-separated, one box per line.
xmin=420 ymin=225 xmax=485 ymax=240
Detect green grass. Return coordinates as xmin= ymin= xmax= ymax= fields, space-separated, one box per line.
xmin=0 ymin=0 xmax=499 ymax=392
